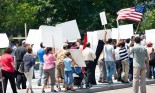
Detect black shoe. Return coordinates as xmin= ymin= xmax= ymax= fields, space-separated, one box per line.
xmin=38 ymin=83 xmax=41 ymax=86
xmin=16 ymin=85 xmax=21 ymax=89
xmin=51 ymin=90 xmax=57 ymax=92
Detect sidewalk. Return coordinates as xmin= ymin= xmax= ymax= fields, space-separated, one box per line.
xmin=6 ymin=66 xmax=155 ymax=93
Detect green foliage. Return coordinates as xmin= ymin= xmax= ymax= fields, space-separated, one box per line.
xmin=0 ymin=0 xmax=154 ymax=36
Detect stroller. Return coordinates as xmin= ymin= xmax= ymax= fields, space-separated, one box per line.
xmin=72 ymin=66 xmax=92 ymax=88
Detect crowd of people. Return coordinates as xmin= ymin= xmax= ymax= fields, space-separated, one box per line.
xmin=0 ymin=32 xmax=155 ymax=93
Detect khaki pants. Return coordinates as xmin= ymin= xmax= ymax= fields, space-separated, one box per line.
xmin=121 ymin=59 xmax=129 ymax=82
xmin=133 ymin=67 xmax=146 ymax=93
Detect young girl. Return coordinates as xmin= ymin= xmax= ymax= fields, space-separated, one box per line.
xmin=63 ymin=52 xmax=75 ymax=92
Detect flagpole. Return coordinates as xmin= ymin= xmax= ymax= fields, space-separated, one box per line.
xmin=135 ymin=22 xmax=140 ymax=34
xmin=116 ymin=20 xmax=120 ymax=43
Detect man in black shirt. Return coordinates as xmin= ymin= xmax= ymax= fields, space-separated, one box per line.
xmin=14 ymin=40 xmax=27 ymax=89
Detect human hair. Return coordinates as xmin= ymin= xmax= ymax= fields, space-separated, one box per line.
xmin=126 ymin=38 xmax=130 ymax=43
xmin=27 ymin=47 xmax=32 ymax=54
xmin=65 ymin=52 xmax=71 ymax=57
xmin=40 ymin=42 xmax=44 ymax=48
xmin=4 ymin=48 xmax=12 ymax=54
xmin=134 ymin=37 xmax=141 ymax=44
xmin=120 ymin=42 xmax=125 ymax=47
xmin=108 ymin=38 xmax=112 ymax=44
xmin=45 ymin=47 xmax=52 ymax=54
xmin=10 ymin=40 xmax=15 ymax=45
xmin=86 ymin=42 xmax=90 ymax=47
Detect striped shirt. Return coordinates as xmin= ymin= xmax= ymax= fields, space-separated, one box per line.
xmin=119 ymin=47 xmax=128 ymax=61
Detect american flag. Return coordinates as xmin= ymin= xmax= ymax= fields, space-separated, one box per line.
xmin=117 ymin=4 xmax=146 ymax=22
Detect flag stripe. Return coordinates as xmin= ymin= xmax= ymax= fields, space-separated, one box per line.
xmin=117 ymin=4 xmax=146 ymax=22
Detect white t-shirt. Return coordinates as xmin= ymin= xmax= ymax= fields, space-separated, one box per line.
xmin=115 ymin=47 xmax=120 ymax=60
xmin=104 ymin=44 xmax=115 ymax=61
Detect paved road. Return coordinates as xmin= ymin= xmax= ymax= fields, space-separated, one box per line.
xmin=97 ymin=84 xmax=155 ymax=93
xmin=5 ymin=65 xmax=155 ymax=93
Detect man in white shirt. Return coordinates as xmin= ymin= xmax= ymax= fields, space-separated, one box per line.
xmin=103 ymin=32 xmax=116 ymax=84
xmin=82 ymin=42 xmax=96 ymax=85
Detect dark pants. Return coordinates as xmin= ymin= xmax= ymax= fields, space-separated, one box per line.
xmin=85 ymin=61 xmax=94 ymax=84
xmin=15 ymin=61 xmax=26 ymax=89
xmin=1 ymin=70 xmax=17 ymax=93
xmin=148 ymin=66 xmax=155 ymax=79
xmin=115 ymin=60 xmax=122 ymax=81
xmin=128 ymin=58 xmax=133 ymax=81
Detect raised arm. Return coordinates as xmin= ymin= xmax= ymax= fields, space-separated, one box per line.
xmin=103 ymin=31 xmax=107 ymax=44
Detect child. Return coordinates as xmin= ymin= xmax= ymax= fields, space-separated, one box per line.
xmin=63 ymin=52 xmax=75 ymax=92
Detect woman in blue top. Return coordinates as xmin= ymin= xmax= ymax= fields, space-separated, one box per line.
xmin=63 ymin=52 xmax=75 ymax=92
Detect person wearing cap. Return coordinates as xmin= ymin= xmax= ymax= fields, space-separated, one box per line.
xmin=14 ymin=40 xmax=27 ymax=89
xmin=131 ymin=37 xmax=149 ymax=93
xmin=146 ymin=42 xmax=155 ymax=79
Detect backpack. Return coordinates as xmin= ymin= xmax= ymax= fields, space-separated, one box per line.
xmin=149 ymin=48 xmax=155 ymax=66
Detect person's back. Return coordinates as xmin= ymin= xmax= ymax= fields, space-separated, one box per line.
xmin=63 ymin=57 xmax=72 ymax=71
xmin=104 ymin=44 xmax=115 ymax=61
xmin=37 ymin=48 xmax=44 ymax=63
xmin=131 ymin=37 xmax=149 ymax=93
xmin=132 ymin=44 xmax=147 ymax=68
xmin=15 ymin=46 xmax=27 ymax=62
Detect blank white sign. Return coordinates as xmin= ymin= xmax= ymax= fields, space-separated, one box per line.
xmin=0 ymin=33 xmax=9 ymax=48
xmin=145 ymin=29 xmax=155 ymax=47
xmin=56 ymin=20 xmax=81 ymax=42
xmin=99 ymin=11 xmax=107 ymax=25
xmin=40 ymin=25 xmax=63 ymax=49
xmin=26 ymin=29 xmax=39 ymax=44
xmin=68 ymin=49 xmax=86 ymax=67
xmin=119 ymin=24 xmax=134 ymax=39
xmin=112 ymin=28 xmax=119 ymax=39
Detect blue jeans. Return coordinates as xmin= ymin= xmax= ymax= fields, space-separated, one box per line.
xmin=105 ymin=61 xmax=116 ymax=82
xmin=129 ymin=58 xmax=133 ymax=81
xmin=64 ymin=71 xmax=73 ymax=85
xmin=37 ymin=63 xmax=44 ymax=84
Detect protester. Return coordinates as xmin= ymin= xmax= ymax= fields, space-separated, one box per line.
xmin=14 ymin=40 xmax=27 ymax=89
xmin=23 ymin=47 xmax=35 ymax=93
xmin=42 ymin=47 xmax=57 ymax=93
xmin=115 ymin=43 xmax=122 ymax=82
xmin=119 ymin=41 xmax=129 ymax=83
xmin=82 ymin=42 xmax=96 ymax=85
xmin=1 ymin=48 xmax=17 ymax=93
xmin=128 ymin=43 xmax=134 ymax=82
xmin=98 ymin=49 xmax=107 ymax=83
xmin=55 ymin=44 xmax=68 ymax=91
xmin=37 ymin=42 xmax=45 ymax=86
xmin=63 ymin=52 xmax=75 ymax=92
xmin=140 ymin=35 xmax=146 ymax=47
xmin=103 ymin=31 xmax=116 ymax=84
xmin=146 ymin=42 xmax=155 ymax=79
xmin=131 ymin=37 xmax=149 ymax=93
xmin=9 ymin=40 xmax=17 ymax=59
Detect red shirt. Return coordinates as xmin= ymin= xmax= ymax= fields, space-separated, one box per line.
xmin=1 ymin=53 xmax=14 ymax=72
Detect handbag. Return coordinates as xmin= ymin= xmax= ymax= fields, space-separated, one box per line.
xmin=72 ymin=66 xmax=82 ymax=75
xmin=18 ymin=62 xmax=24 ymax=73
